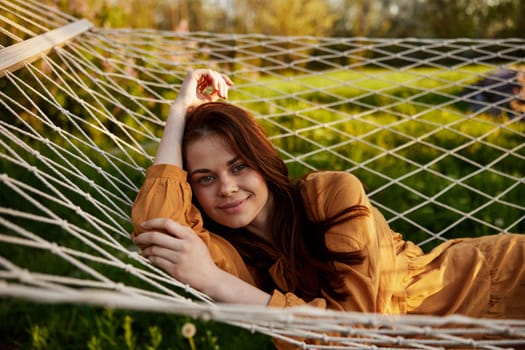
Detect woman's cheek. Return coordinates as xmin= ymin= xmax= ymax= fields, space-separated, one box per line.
xmin=193 ymin=186 xmax=214 ymax=211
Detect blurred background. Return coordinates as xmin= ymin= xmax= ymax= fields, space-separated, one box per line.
xmin=44 ymin=0 xmax=524 ymax=38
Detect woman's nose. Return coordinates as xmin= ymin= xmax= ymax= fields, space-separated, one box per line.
xmin=219 ymin=176 xmax=238 ymax=197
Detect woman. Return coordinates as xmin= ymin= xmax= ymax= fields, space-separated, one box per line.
xmin=132 ymin=69 xmax=525 ymax=319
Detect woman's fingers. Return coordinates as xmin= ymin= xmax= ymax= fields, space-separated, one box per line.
xmin=218 ymin=73 xmax=232 ymax=98
xmin=140 ymin=218 xmax=193 ymax=239
xmin=218 ymin=71 xmax=234 ymax=96
xmin=221 ymin=73 xmax=234 ymax=87
xmin=133 ymin=230 xmax=181 ymax=250
xmin=146 ymin=255 xmax=181 ymax=277
xmin=174 ymin=69 xmax=233 ymax=109
xmin=194 ymin=69 xmax=232 ymax=100
xmin=201 ymin=70 xmax=222 ymax=100
xmin=134 ymin=218 xmax=195 ymax=253
xmin=141 ymin=243 xmax=182 ymax=263
xmin=140 ymin=248 xmax=185 ymax=281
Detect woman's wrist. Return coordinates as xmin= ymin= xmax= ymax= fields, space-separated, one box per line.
xmin=167 ymin=105 xmax=186 ymax=139
xmin=203 ymin=267 xmax=271 ymax=305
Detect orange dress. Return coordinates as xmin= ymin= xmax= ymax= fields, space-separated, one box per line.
xmin=132 ymin=164 xmax=525 ymax=319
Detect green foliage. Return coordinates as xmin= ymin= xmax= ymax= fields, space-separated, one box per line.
xmin=0 ymin=301 xmax=275 ymax=349
xmin=38 ymin=0 xmax=525 ymax=38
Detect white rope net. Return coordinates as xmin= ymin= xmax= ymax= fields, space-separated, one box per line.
xmin=1 ymin=0 xmax=525 ymax=348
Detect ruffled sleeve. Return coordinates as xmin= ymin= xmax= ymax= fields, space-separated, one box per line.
xmin=131 ymin=164 xmax=255 ymax=285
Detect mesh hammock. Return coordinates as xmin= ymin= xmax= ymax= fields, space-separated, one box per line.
xmin=1 ymin=1 xmax=525 ymax=349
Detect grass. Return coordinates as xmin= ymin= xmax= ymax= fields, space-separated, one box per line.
xmin=0 ymin=301 xmax=274 ymax=350
xmin=235 ymin=66 xmax=524 ymax=244
xmin=1 ymin=65 xmax=524 ymax=349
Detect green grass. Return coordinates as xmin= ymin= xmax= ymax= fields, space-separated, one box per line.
xmin=0 ymin=301 xmax=274 ymax=350
xmin=232 ymin=66 xmax=524 ymax=246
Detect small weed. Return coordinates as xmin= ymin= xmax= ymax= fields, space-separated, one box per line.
xmin=30 ymin=324 xmax=49 ymax=350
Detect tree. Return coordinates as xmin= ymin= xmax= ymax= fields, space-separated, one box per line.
xmin=231 ymin=0 xmax=337 ymax=37
xmin=415 ymin=0 xmax=524 ymax=38
xmin=37 ymin=0 xmax=525 ymax=38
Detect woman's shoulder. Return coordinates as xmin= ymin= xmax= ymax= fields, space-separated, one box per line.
xmin=299 ymin=171 xmax=365 ymax=196
xmin=301 ymin=170 xmax=361 ymax=184
xmin=298 ymin=171 xmax=368 ymax=221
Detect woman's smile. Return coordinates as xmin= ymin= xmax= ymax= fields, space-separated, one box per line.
xmin=217 ymin=197 xmax=247 ymax=213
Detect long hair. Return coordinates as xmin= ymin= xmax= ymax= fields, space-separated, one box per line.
xmin=182 ymin=102 xmax=366 ymax=300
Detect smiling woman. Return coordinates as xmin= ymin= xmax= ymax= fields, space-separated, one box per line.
xmin=130 ymin=69 xmax=525 ymax=349
xmin=131 ymin=70 xmax=271 ymax=306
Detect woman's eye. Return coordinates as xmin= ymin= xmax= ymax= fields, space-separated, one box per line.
xmin=197 ymin=175 xmax=215 ymax=184
xmin=232 ymin=163 xmax=247 ymax=173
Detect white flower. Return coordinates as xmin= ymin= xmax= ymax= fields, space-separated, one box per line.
xmin=181 ymin=322 xmax=197 ymax=338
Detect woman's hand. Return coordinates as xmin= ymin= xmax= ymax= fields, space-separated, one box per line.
xmin=134 ymin=218 xmax=271 ymax=305
xmin=133 ymin=218 xmax=221 ymax=293
xmin=173 ymin=69 xmax=234 ymax=111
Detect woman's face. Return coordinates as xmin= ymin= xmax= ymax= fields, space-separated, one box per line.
xmin=185 ymin=134 xmax=271 ymax=238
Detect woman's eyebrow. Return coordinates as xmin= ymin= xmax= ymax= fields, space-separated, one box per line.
xmin=189 ymin=168 xmax=210 ymax=177
xmin=227 ymin=156 xmax=240 ymax=165
xmin=189 ymin=157 xmax=241 ymax=178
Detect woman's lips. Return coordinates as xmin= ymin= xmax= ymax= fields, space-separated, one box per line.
xmin=218 ymin=198 xmax=246 ymax=214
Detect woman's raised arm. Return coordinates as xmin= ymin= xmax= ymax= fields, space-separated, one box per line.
xmin=154 ymin=69 xmax=233 ymax=166
xmin=132 ymin=69 xmax=270 ymax=304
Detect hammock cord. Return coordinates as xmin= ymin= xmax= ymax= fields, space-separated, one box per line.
xmin=1 ymin=0 xmax=524 ymax=348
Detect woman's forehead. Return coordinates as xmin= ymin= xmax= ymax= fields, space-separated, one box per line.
xmin=187 ymin=133 xmax=231 ymax=151
xmin=185 ymin=135 xmax=237 ymax=168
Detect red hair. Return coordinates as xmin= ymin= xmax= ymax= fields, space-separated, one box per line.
xmin=183 ymin=102 xmax=365 ymax=300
